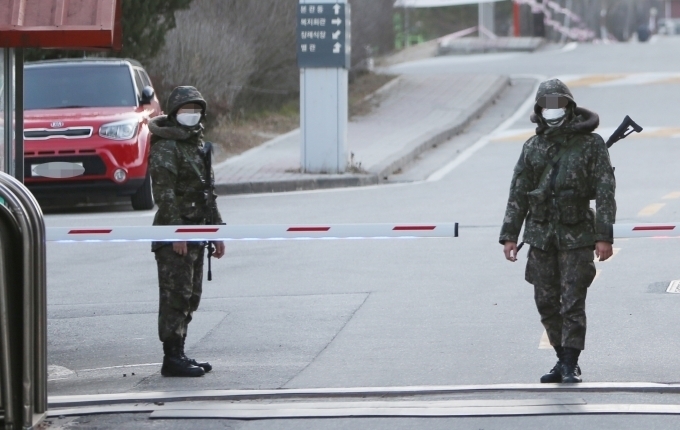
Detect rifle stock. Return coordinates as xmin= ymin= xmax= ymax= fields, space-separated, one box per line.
xmin=606 ymin=115 xmax=643 ymax=148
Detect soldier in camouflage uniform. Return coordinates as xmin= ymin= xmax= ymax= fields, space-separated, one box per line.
xmin=148 ymin=86 xmax=225 ymax=377
xmin=499 ymin=79 xmax=616 ymax=383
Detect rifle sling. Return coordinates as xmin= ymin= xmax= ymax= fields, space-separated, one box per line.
xmin=176 ymin=143 xmax=205 ymax=182
xmin=538 ymin=136 xmax=581 ymax=195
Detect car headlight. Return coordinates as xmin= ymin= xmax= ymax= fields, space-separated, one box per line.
xmin=99 ymin=119 xmax=139 ymax=140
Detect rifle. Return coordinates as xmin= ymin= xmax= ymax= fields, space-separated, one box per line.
xmin=515 ymin=116 xmax=643 ymax=254
xmin=201 ymin=141 xmax=218 ymax=281
xmin=605 ymin=115 xmax=643 ymax=148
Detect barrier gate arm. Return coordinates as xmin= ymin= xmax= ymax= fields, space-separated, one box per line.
xmin=46 ymin=223 xmax=460 ymax=242
xmin=613 ymin=223 xmax=680 ymax=239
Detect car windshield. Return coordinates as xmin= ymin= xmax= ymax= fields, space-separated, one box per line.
xmin=25 ymin=64 xmax=137 ymax=110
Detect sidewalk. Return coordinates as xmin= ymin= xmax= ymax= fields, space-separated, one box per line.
xmin=213 ymin=74 xmax=510 ymax=195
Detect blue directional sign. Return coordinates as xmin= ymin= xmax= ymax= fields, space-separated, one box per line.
xmin=297 ymin=3 xmax=351 ymax=69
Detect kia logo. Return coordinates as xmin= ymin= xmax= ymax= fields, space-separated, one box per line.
xmin=50 ymin=122 xmax=64 ymax=128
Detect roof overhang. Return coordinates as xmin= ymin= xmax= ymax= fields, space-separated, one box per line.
xmin=0 ymin=0 xmax=122 ymax=50
xmin=394 ymin=0 xmax=504 ymax=7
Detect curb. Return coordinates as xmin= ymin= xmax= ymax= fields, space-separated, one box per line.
xmin=215 ymin=174 xmax=379 ymax=195
xmin=214 ymin=75 xmax=510 ymax=196
xmin=371 ymin=75 xmax=511 ymax=181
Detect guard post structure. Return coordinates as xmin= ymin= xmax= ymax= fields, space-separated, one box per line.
xmin=298 ymin=0 xmax=351 ymax=174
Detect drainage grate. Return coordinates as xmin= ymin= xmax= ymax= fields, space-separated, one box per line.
xmin=667 ymin=280 xmax=680 ymax=294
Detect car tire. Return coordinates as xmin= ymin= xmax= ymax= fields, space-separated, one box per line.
xmin=131 ymin=173 xmax=154 ymax=211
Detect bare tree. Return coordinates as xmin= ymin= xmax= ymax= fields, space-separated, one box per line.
xmin=149 ymin=0 xmax=396 ymax=112
xmin=148 ymin=0 xmax=257 ymax=114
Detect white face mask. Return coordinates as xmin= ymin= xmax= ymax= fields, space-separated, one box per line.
xmin=542 ymin=108 xmax=566 ymax=121
xmin=176 ymin=113 xmax=202 ymax=127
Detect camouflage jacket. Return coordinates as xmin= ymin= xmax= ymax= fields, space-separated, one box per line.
xmin=148 ymin=115 xmax=222 ymax=250
xmin=499 ymin=109 xmax=616 ymax=250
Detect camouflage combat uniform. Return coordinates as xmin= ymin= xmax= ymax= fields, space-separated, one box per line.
xmin=148 ymin=87 xmax=222 ymax=346
xmin=499 ymin=79 xmax=616 ymax=351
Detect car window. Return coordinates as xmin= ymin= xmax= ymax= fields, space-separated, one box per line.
xmin=140 ymin=70 xmax=152 ymax=88
xmin=25 ymin=64 xmax=137 ymax=110
xmin=133 ymin=69 xmax=145 ymax=94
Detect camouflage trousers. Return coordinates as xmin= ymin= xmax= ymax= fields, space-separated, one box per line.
xmin=525 ymin=246 xmax=596 ymax=350
xmin=155 ymin=243 xmax=205 ymax=343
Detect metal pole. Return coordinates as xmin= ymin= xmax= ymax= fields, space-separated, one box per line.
xmin=0 ymin=180 xmax=34 ymax=428
xmin=14 ymin=49 xmax=23 ymax=184
xmin=0 ymin=172 xmax=47 ymax=417
xmin=0 ymin=172 xmax=47 ymax=427
xmin=0 ymin=207 xmax=17 ymax=429
xmin=2 ymin=49 xmax=14 ymax=177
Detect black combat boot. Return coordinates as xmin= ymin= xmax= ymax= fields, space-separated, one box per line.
xmin=161 ymin=339 xmax=205 ymax=377
xmin=560 ymin=347 xmax=582 ymax=383
xmin=540 ymin=345 xmax=564 ymax=383
xmin=181 ymin=335 xmax=212 ymax=373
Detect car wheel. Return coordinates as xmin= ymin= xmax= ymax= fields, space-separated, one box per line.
xmin=131 ymin=173 xmax=154 ymax=210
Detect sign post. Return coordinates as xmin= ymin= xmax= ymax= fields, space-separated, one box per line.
xmin=298 ymin=0 xmax=351 ymax=174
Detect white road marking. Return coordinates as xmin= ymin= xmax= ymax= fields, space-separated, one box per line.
xmin=560 ymin=42 xmax=578 ymax=53
xmin=426 ymin=75 xmax=546 ymax=182
xmin=78 ymin=363 xmax=161 ymax=372
xmin=48 ymin=365 xmax=75 ymax=379
xmin=667 ymin=280 xmax=680 ymax=294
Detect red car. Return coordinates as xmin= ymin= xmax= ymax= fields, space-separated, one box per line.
xmin=23 ymin=58 xmax=162 ymax=210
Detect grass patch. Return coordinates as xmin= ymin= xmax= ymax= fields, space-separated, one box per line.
xmin=207 ymin=72 xmax=397 ymax=162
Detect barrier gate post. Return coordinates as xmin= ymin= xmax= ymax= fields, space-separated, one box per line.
xmin=0 ymin=172 xmax=47 ymax=429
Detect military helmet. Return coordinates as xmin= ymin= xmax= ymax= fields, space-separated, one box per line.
xmin=534 ymin=79 xmax=576 ymax=115
xmin=166 ymin=86 xmax=207 ymax=117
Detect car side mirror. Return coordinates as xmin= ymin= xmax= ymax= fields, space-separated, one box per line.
xmin=141 ymin=86 xmax=155 ymax=105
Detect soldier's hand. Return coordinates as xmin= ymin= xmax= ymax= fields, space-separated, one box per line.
xmin=213 ymin=241 xmax=225 ymax=259
xmin=173 ymin=241 xmax=188 ymax=256
xmin=503 ymin=241 xmax=519 ymax=262
xmin=595 ymin=241 xmax=613 ymax=261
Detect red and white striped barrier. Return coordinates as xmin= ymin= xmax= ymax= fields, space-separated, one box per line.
xmin=614 ymin=223 xmax=680 ymax=239
xmin=46 ymin=223 xmax=460 ymax=243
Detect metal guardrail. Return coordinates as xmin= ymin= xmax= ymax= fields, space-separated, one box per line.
xmin=0 ymin=171 xmax=47 ymax=429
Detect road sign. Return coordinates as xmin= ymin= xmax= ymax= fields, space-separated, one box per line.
xmin=297 ymin=3 xmax=351 ymax=68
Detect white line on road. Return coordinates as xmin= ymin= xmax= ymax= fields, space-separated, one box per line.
xmin=561 ymin=42 xmax=578 ymax=53
xmin=78 ymin=363 xmax=161 ymax=373
xmin=426 ymin=75 xmax=546 ymax=182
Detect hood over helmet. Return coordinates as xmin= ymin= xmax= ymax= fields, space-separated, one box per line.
xmin=533 ymin=78 xmax=576 ymax=117
xmin=166 ymin=86 xmax=207 ymax=117
xmin=530 ymin=79 xmax=599 ymax=135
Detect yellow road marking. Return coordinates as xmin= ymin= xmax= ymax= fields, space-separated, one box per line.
xmin=564 ymin=74 xmax=628 ymax=88
xmin=637 ymin=128 xmax=680 ymax=138
xmin=491 ymin=131 xmax=534 ymax=143
xmin=663 ymin=192 xmax=680 ymax=200
xmin=638 ymin=203 xmax=666 ymax=217
xmin=492 ymin=127 xmax=680 ymax=143
xmin=654 ymin=76 xmax=680 ymax=85
xmin=539 ymin=331 xmax=551 ymax=349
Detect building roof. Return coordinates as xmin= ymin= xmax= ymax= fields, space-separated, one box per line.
xmin=0 ymin=0 xmax=122 ymax=50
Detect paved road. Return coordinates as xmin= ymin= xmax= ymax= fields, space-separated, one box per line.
xmin=43 ymin=37 xmax=680 ymax=428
